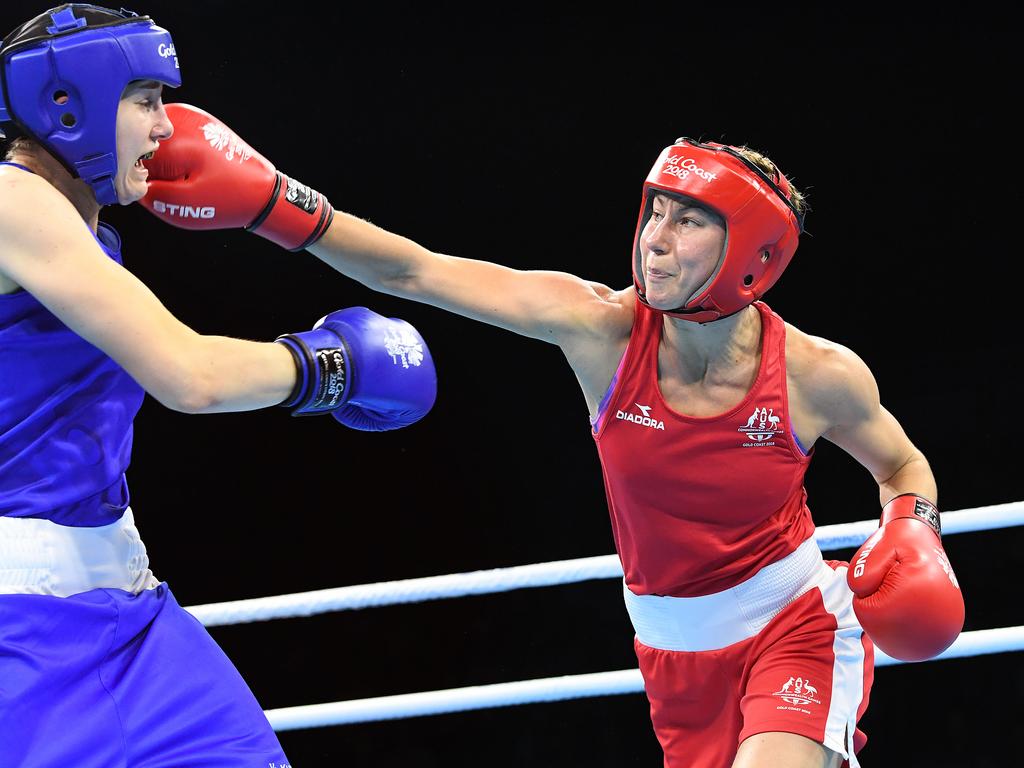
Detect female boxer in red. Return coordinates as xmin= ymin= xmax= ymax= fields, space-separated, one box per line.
xmin=142 ymin=113 xmax=965 ymax=768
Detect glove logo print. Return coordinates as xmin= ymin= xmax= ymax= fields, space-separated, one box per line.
xmin=383 ymin=328 xmax=425 ymax=369
xmin=199 ymin=122 xmax=253 ymax=163
xmin=852 ymin=534 xmax=879 ymax=578
xmin=285 ymin=179 xmax=319 ymax=214
xmin=314 ymin=349 xmax=347 ymax=408
xmin=772 ymin=676 xmax=822 ymax=712
xmin=933 ymin=548 xmax=960 ymax=589
xmin=914 ymin=498 xmax=942 ymax=536
xmin=738 ymin=405 xmax=783 ymax=447
xmin=151 ymin=199 xmax=215 ymax=219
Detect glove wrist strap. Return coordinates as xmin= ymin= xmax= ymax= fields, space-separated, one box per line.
xmin=248 ymin=172 xmax=334 ymax=251
xmin=881 ymin=493 xmax=941 ymax=538
xmin=274 ymin=329 xmax=351 ymax=415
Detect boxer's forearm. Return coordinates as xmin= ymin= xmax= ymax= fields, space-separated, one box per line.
xmin=160 ymin=336 xmax=295 ymax=414
xmin=307 ymin=210 xmax=432 ymax=296
xmin=877 ymin=451 xmax=937 ymax=509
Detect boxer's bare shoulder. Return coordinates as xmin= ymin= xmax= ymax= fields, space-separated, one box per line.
xmin=784 ymin=321 xmax=878 ymax=449
xmin=0 ymin=167 xmax=92 ymax=294
xmin=0 ymin=162 xmax=59 ymax=220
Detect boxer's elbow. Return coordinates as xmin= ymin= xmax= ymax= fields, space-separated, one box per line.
xmin=165 ymin=381 xmax=217 ymax=414
xmin=375 ymin=247 xmax=451 ymax=303
xmin=150 ymin=367 xmax=217 ymax=414
xmin=138 ymin=341 xmax=219 ymax=415
xmin=376 ymin=264 xmax=422 ymax=299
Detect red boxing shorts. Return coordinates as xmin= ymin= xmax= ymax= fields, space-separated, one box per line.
xmin=625 ymin=540 xmax=873 ymax=768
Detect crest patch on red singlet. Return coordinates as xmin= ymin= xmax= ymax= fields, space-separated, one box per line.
xmin=737 ymin=405 xmax=783 ymax=447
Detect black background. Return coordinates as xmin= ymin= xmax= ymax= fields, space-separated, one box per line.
xmin=7 ymin=2 xmax=1021 ymax=766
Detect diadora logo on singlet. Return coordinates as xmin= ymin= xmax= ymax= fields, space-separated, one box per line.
xmin=615 ymin=402 xmax=665 ymax=431
xmin=199 ymin=121 xmax=254 ymax=163
xmin=772 ymin=676 xmax=822 ymax=713
xmin=737 ymin=405 xmax=783 ymax=447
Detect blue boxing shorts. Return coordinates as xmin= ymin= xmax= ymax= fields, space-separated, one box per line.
xmin=0 ymin=514 xmax=290 ymax=768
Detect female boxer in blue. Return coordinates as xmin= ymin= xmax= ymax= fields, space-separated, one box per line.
xmin=0 ymin=5 xmax=437 ymax=766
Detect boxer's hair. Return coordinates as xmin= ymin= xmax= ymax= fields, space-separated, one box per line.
xmin=733 ymin=146 xmax=808 ymax=215
xmin=3 ymin=135 xmax=36 ymax=161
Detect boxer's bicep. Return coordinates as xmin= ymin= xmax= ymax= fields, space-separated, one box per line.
xmin=814 ymin=344 xmax=919 ymax=484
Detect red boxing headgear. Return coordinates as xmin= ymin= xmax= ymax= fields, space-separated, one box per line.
xmin=632 ymin=138 xmax=805 ymax=324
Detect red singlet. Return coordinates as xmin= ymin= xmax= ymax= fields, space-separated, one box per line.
xmin=592 ymin=300 xmax=816 ymax=597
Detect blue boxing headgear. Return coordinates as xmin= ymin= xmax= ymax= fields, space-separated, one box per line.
xmin=0 ymin=4 xmax=181 ymax=205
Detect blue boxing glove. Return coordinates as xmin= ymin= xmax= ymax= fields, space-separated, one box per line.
xmin=275 ymin=307 xmax=436 ymax=431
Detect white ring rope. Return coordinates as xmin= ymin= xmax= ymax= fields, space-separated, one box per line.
xmin=182 ymin=500 xmax=1024 ymax=732
xmin=187 ymin=501 xmax=1024 ymax=627
xmin=264 ymin=626 xmax=1024 ymax=731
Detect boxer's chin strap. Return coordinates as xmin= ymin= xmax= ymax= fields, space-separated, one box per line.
xmin=635 ymin=288 xmax=748 ymax=325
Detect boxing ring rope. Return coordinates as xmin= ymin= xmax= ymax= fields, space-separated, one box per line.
xmin=263 ymin=626 xmax=1024 ymax=731
xmin=183 ymin=500 xmax=1024 ymax=732
xmin=188 ymin=501 xmax=1023 ymax=627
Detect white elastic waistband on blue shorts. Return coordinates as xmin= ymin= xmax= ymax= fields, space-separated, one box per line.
xmin=0 ymin=507 xmax=158 ymax=597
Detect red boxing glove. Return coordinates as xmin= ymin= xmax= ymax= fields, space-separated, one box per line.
xmin=847 ymin=494 xmax=964 ymax=661
xmin=140 ymin=103 xmax=333 ymax=251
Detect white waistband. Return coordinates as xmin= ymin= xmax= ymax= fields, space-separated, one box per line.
xmin=623 ymin=537 xmax=830 ymax=652
xmin=0 ymin=508 xmax=159 ymax=597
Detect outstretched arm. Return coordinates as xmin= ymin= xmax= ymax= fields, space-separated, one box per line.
xmin=307 ymin=210 xmax=620 ymax=345
xmin=141 ymin=103 xmax=627 ymax=348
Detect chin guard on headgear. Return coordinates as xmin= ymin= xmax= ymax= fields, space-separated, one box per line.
xmin=0 ymin=3 xmax=181 ymax=205
xmin=632 ymin=137 xmax=805 ymax=324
